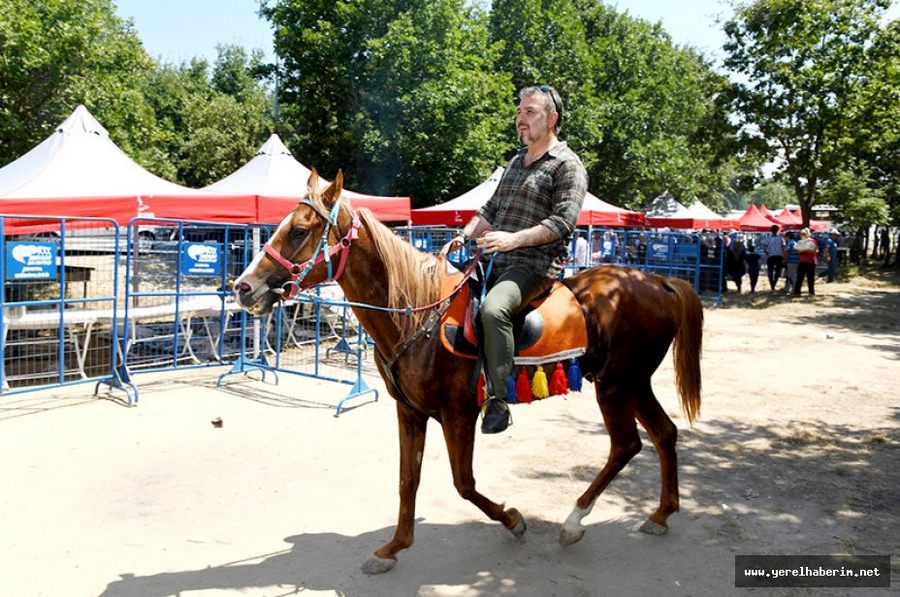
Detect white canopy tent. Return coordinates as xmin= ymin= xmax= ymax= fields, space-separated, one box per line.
xmin=0 ymin=105 xmax=255 ymax=229
xmin=0 ymin=105 xmax=202 ymax=199
xmin=203 ymin=134 xmax=411 ymax=222
xmin=411 ymin=167 xmax=644 ymax=227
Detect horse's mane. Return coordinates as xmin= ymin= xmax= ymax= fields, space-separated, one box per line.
xmin=356 ymin=208 xmax=445 ymax=339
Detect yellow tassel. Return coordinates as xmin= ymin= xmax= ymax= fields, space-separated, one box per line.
xmin=532 ymin=365 xmax=549 ymax=399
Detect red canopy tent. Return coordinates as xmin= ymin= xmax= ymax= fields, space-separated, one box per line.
xmin=411 ymin=167 xmax=643 ymax=227
xmin=0 ymin=110 xmax=409 ymax=232
xmin=787 ymin=209 xmax=830 ymax=231
xmin=647 ymin=199 xmax=735 ymax=230
xmin=579 ymin=193 xmax=645 ymax=227
xmin=738 ymin=204 xmax=779 ymax=232
xmin=410 ymin=167 xmax=503 ymax=226
xmin=772 ymin=207 xmax=803 ymax=230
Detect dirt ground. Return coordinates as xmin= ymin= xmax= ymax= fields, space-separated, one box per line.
xmin=1 ymin=269 xmax=898 ymax=597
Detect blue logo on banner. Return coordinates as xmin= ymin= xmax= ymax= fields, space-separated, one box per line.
xmin=650 ymin=242 xmax=671 ymax=262
xmin=180 ymin=243 xmax=222 ymax=276
xmin=5 ymin=242 xmax=58 ymax=280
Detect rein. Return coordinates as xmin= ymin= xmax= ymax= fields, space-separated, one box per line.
xmin=263 ymin=196 xmax=483 ymax=314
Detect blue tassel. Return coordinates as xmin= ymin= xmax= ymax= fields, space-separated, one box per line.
xmin=506 ymin=373 xmax=518 ymax=403
xmin=567 ymin=358 xmax=583 ymax=392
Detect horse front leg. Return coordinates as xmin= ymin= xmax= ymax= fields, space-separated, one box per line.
xmin=441 ymin=406 xmax=526 ymax=539
xmin=362 ymin=401 xmax=428 ymax=575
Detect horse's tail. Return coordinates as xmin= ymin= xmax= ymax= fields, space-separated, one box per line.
xmin=669 ymin=278 xmax=703 ymax=423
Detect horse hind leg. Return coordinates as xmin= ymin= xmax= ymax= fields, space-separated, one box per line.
xmin=560 ymin=382 xmax=642 ymax=545
xmin=634 ymin=385 xmax=680 ymax=535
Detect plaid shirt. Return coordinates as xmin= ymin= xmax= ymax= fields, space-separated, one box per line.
xmin=477 ymin=141 xmax=587 ymax=279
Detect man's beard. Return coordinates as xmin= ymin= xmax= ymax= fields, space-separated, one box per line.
xmin=518 ymin=127 xmax=540 ymax=145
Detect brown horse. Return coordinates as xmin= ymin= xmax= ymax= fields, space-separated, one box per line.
xmin=234 ymin=171 xmax=703 ymax=574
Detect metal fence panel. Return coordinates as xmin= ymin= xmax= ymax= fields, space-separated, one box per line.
xmin=0 ymin=215 xmax=121 ymax=395
xmin=399 ymin=225 xmax=724 ymax=302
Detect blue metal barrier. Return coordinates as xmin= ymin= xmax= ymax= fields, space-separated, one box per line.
xmin=0 ymin=215 xmax=122 ymax=396
xmin=214 ymin=222 xmax=377 ymax=414
xmin=0 ymin=215 xmax=380 ymax=412
xmin=400 ymin=225 xmax=725 ymax=303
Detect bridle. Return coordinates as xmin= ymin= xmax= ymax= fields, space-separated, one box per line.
xmin=262 ymin=197 xmax=361 ymax=300
xmin=262 ymin=195 xmax=483 ymax=317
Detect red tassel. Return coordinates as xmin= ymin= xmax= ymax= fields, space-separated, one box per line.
xmin=549 ymin=362 xmax=569 ymax=395
xmin=477 ymin=374 xmax=486 ymax=406
xmin=516 ymin=367 xmax=533 ymax=404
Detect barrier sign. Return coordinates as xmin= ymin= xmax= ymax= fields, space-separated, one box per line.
xmin=5 ymin=242 xmax=58 ymax=280
xmin=649 ymin=241 xmax=672 ymax=262
xmin=180 ymin=242 xmax=222 ymax=276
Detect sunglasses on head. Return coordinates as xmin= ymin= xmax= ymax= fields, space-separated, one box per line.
xmin=539 ymin=85 xmax=562 ymax=122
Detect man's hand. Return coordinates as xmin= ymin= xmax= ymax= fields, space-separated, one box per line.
xmin=476 ymin=230 xmax=519 ymax=253
xmin=440 ymin=235 xmax=467 ymax=258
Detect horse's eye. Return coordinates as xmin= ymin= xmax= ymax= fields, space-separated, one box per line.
xmin=290 ymin=228 xmax=308 ymax=243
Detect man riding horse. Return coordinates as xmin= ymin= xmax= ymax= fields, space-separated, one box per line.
xmin=441 ymin=84 xmax=587 ymax=434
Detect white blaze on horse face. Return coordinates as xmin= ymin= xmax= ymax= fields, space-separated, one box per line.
xmin=234 ymin=211 xmax=297 ymax=305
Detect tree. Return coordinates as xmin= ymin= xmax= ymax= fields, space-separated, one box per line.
xmin=264 ymin=0 xmax=514 ymax=201
xmin=723 ymin=0 xmax=892 ymax=226
xmin=0 ymin=0 xmax=155 ymax=165
xmin=490 ymin=0 xmax=739 ymax=210
xmin=362 ymin=0 xmax=514 ymax=203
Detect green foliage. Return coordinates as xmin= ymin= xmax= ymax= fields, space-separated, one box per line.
xmin=723 ymin=0 xmax=892 ymax=224
xmin=0 ymin=0 xmax=153 ymax=163
xmin=362 ymin=0 xmax=514 ymax=204
xmin=264 ymin=0 xmax=513 ymax=201
xmin=490 ymin=0 xmax=739 ymax=210
xmin=823 ymin=166 xmax=888 ymax=227
xmin=158 ymin=46 xmax=274 ymax=187
xmin=747 ymin=180 xmax=794 ymax=209
xmin=0 ymin=1 xmax=273 ymax=188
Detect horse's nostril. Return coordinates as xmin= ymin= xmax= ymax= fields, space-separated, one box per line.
xmin=238 ymin=282 xmax=252 ymax=294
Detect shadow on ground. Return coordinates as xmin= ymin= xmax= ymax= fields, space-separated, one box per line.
xmin=98 ymin=410 xmax=900 ymax=596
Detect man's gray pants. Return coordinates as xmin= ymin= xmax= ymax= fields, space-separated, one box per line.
xmin=480 ymin=267 xmax=552 ymax=400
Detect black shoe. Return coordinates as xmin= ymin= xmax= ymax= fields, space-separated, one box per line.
xmin=481 ymin=397 xmax=511 ymax=434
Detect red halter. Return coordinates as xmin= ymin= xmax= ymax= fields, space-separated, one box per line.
xmin=262 ymin=201 xmax=361 ymax=299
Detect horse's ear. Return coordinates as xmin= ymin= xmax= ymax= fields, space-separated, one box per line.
xmin=307 ymin=169 xmax=320 ymax=199
xmin=322 ymin=169 xmax=343 ymax=208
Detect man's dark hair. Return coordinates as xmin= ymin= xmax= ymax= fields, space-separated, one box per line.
xmin=770 ymin=224 xmax=779 ymax=234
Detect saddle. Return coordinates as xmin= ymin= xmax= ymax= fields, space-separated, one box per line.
xmin=439 ymin=269 xmax=588 ymax=366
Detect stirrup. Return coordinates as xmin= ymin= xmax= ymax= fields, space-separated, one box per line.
xmin=481 ymin=397 xmax=512 ymax=434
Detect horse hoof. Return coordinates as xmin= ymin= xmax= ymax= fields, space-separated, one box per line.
xmin=506 ymin=508 xmax=527 ymax=539
xmin=559 ymin=526 xmax=585 ymax=546
xmin=361 ymin=556 xmax=396 ymax=575
xmin=639 ymin=520 xmax=668 ymax=536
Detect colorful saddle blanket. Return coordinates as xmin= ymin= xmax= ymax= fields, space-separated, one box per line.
xmin=439 ymin=273 xmax=588 ymax=365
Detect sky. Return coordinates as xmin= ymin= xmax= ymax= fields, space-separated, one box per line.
xmin=115 ymin=0 xmax=900 ymax=67
xmin=109 ymin=1 xmax=760 ymax=67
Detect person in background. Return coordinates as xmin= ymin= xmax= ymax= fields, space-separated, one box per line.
xmin=598 ymin=231 xmax=615 ymax=263
xmin=729 ymin=234 xmax=747 ymax=293
xmin=783 ymin=231 xmax=799 ymax=294
xmin=745 ymin=240 xmax=762 ymax=293
xmin=822 ymin=230 xmax=840 ymax=282
xmin=879 ymin=227 xmax=890 ymax=260
xmin=792 ymin=228 xmax=818 ymax=296
xmin=763 ymin=224 xmax=785 ymax=292
xmin=572 ymin=231 xmax=589 ymax=272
